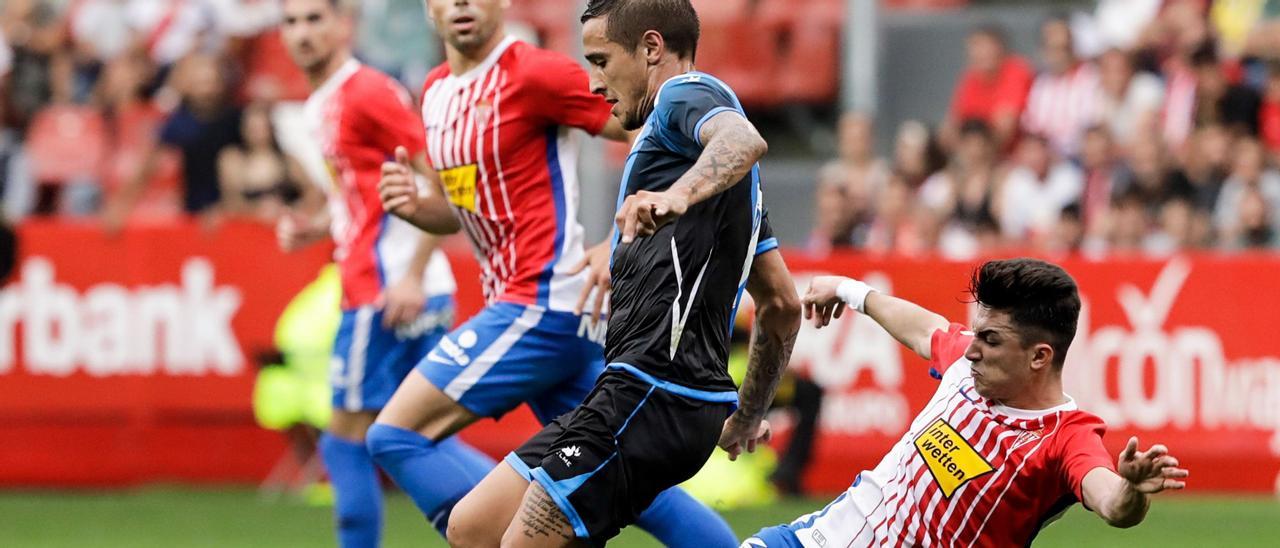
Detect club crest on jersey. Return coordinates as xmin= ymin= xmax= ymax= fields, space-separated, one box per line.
xmin=474 ymin=99 xmax=493 ymax=127
xmin=1010 ymin=428 xmax=1044 ymax=451
xmin=913 ymin=418 xmax=994 ymax=498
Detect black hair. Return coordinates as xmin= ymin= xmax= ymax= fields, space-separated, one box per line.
xmin=958 ymin=118 xmax=994 ymax=141
xmin=581 ymin=0 xmax=700 ymax=61
xmin=968 ymin=258 xmax=1080 ymax=368
xmin=1190 ymin=39 xmax=1219 ymax=68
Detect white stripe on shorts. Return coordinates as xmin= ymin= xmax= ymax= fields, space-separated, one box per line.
xmin=443 ymin=305 xmax=544 ymax=401
xmin=344 ymin=306 xmax=375 ymax=411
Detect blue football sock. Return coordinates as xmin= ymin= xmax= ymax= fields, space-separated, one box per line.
xmin=319 ymin=433 xmax=383 ymax=548
xmin=635 ymin=486 xmax=738 ymax=548
xmin=365 ymin=423 xmax=495 ymax=536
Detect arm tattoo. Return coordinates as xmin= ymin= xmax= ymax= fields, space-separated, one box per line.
xmin=518 ymin=484 xmax=576 ymax=542
xmin=737 ymin=322 xmax=798 ymax=420
xmin=671 ymin=114 xmax=765 ymax=206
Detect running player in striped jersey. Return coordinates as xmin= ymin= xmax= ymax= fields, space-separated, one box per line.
xmin=278 ymin=1 xmax=461 ymax=546
xmin=363 ymin=0 xmax=750 ymax=546
xmin=746 ymin=258 xmax=1189 ymax=547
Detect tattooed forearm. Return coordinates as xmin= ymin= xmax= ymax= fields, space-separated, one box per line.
xmin=518 ymin=484 xmax=576 ymax=541
xmin=737 ymin=322 xmax=798 ymax=420
xmin=669 ymin=112 xmax=767 ymax=206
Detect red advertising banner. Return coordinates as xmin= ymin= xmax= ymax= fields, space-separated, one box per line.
xmin=2 ymin=222 xmax=1277 ymax=495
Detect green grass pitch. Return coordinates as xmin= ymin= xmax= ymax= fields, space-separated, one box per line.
xmin=0 ymin=487 xmax=1276 ymax=546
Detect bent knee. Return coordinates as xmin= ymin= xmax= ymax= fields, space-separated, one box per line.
xmin=446 ymin=494 xmax=500 ymax=548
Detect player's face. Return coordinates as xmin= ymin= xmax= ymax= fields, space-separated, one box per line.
xmin=426 ymin=0 xmax=508 ymax=54
xmin=964 ymin=308 xmax=1036 ymax=403
xmin=582 ymin=17 xmax=650 ymax=131
xmin=281 ymin=0 xmax=342 ymax=73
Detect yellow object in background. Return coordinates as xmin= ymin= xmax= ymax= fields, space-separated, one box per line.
xmin=253 ymin=264 xmax=342 ymax=431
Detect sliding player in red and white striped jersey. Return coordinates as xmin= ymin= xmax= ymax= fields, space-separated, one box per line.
xmin=746 ymin=258 xmax=1188 ymax=547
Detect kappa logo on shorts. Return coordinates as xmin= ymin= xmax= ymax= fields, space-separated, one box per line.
xmin=912 ymin=418 xmax=994 ymax=498
xmin=557 ymin=445 xmax=582 ymax=467
xmin=427 ymin=336 xmax=470 ymax=366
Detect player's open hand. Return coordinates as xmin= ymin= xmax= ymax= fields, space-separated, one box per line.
xmin=718 ymin=412 xmax=772 ymax=461
xmin=571 ymin=240 xmax=612 ymax=323
xmin=377 ymin=274 xmax=426 ymax=329
xmin=1117 ymin=437 xmax=1189 ymax=494
xmin=615 ymin=188 xmax=690 ymax=243
xmin=379 ymin=146 xmax=419 ymax=219
xmin=802 ymin=275 xmax=849 ymax=329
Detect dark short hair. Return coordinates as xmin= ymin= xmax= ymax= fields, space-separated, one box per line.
xmin=968 ymin=258 xmax=1080 ymax=368
xmin=581 ymin=0 xmax=700 ymax=61
xmin=958 ymin=118 xmax=994 ymax=141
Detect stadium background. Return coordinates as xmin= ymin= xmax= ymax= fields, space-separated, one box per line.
xmin=3 ymin=0 xmax=1280 ymax=546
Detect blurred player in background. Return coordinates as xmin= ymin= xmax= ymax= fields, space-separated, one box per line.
xmin=745 ymin=258 xmax=1189 ymax=547
xmin=445 ymin=0 xmax=795 ymax=545
xmin=277 ymin=1 xmax=461 ymax=546
xmin=365 ymin=0 xmax=750 ymax=546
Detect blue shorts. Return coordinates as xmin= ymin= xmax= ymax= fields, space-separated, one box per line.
xmin=741 ymin=525 xmax=804 ymax=548
xmin=331 ymin=295 xmax=454 ymax=412
xmin=416 ymin=302 xmax=605 ymax=422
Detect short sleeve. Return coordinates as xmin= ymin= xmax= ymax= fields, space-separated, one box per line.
xmin=654 ymin=75 xmax=738 ymax=153
xmin=1055 ymin=414 xmax=1115 ymax=504
xmin=928 ymin=323 xmax=973 ymax=379
xmin=356 ymin=75 xmax=426 ymax=158
xmin=525 ymin=52 xmax=611 ymax=135
xmin=755 ymin=212 xmax=778 ymax=256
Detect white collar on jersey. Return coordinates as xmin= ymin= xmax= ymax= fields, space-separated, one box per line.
xmin=305 ymin=57 xmax=361 ymax=110
xmin=988 ymin=394 xmax=1079 ymax=420
xmin=448 ymin=35 xmax=518 ymax=82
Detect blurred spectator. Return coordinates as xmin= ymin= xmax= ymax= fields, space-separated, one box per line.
xmin=1169 ymin=124 xmax=1231 ymax=212
xmin=1023 ymin=15 xmax=1101 ymax=158
xmin=3 ymin=0 xmax=72 ymax=128
xmin=1095 ymin=48 xmax=1165 ymax=147
xmin=892 ymin=119 xmax=945 ymax=187
xmin=1145 ymin=195 xmax=1200 ymax=254
xmin=1260 ymin=60 xmax=1280 ymax=156
xmin=940 ymin=24 xmax=1033 ymax=152
xmin=103 ymin=53 xmax=242 ymax=231
xmin=217 ymin=102 xmax=304 ymax=224
xmin=1078 ymin=126 xmax=1129 ymax=233
xmin=1089 ymin=0 xmax=1163 ymax=52
xmin=1224 ymin=187 xmax=1278 ymax=249
xmin=919 ymin=119 xmax=999 ymax=258
xmin=864 ymin=172 xmax=922 ymax=255
xmin=995 ymin=133 xmax=1081 ymax=245
xmin=807 ymin=113 xmax=887 ymax=254
xmin=1045 ymin=203 xmax=1086 ymax=254
xmin=1214 ymin=138 xmax=1280 ymax=238
xmin=1103 ymin=188 xmax=1153 ymax=255
xmin=1190 ymin=41 xmax=1261 ymax=137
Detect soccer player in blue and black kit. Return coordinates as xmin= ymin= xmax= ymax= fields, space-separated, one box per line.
xmin=447 ymin=1 xmax=799 ymax=546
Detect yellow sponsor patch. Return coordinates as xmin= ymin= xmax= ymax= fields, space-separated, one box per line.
xmin=440 ymin=164 xmax=478 ymax=212
xmin=912 ymin=418 xmax=994 ymax=498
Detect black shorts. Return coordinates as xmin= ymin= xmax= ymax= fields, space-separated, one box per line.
xmin=505 ymin=366 xmax=736 ymax=544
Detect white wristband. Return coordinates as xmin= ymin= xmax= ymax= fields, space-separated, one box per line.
xmin=836 ymin=279 xmax=875 ymax=314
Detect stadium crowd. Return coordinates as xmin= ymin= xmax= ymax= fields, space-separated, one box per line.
xmin=3 ymin=0 xmax=1280 ymax=259
xmin=810 ymin=0 xmax=1280 ymax=257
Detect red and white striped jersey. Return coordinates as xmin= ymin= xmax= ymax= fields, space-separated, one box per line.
xmin=305 ymin=59 xmax=456 ymax=310
xmin=788 ymin=323 xmax=1115 ymax=547
xmin=419 ymin=37 xmax=612 ymax=311
xmin=1022 ymin=63 xmax=1101 ymax=157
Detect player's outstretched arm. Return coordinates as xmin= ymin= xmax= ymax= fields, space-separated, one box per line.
xmin=1081 ymin=437 xmax=1189 ymax=528
xmin=616 ymin=111 xmax=767 ymax=243
xmin=378 ymin=146 xmax=461 ymax=234
xmin=720 ymin=249 xmax=801 ymax=461
xmin=802 ymin=276 xmax=949 ymax=360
